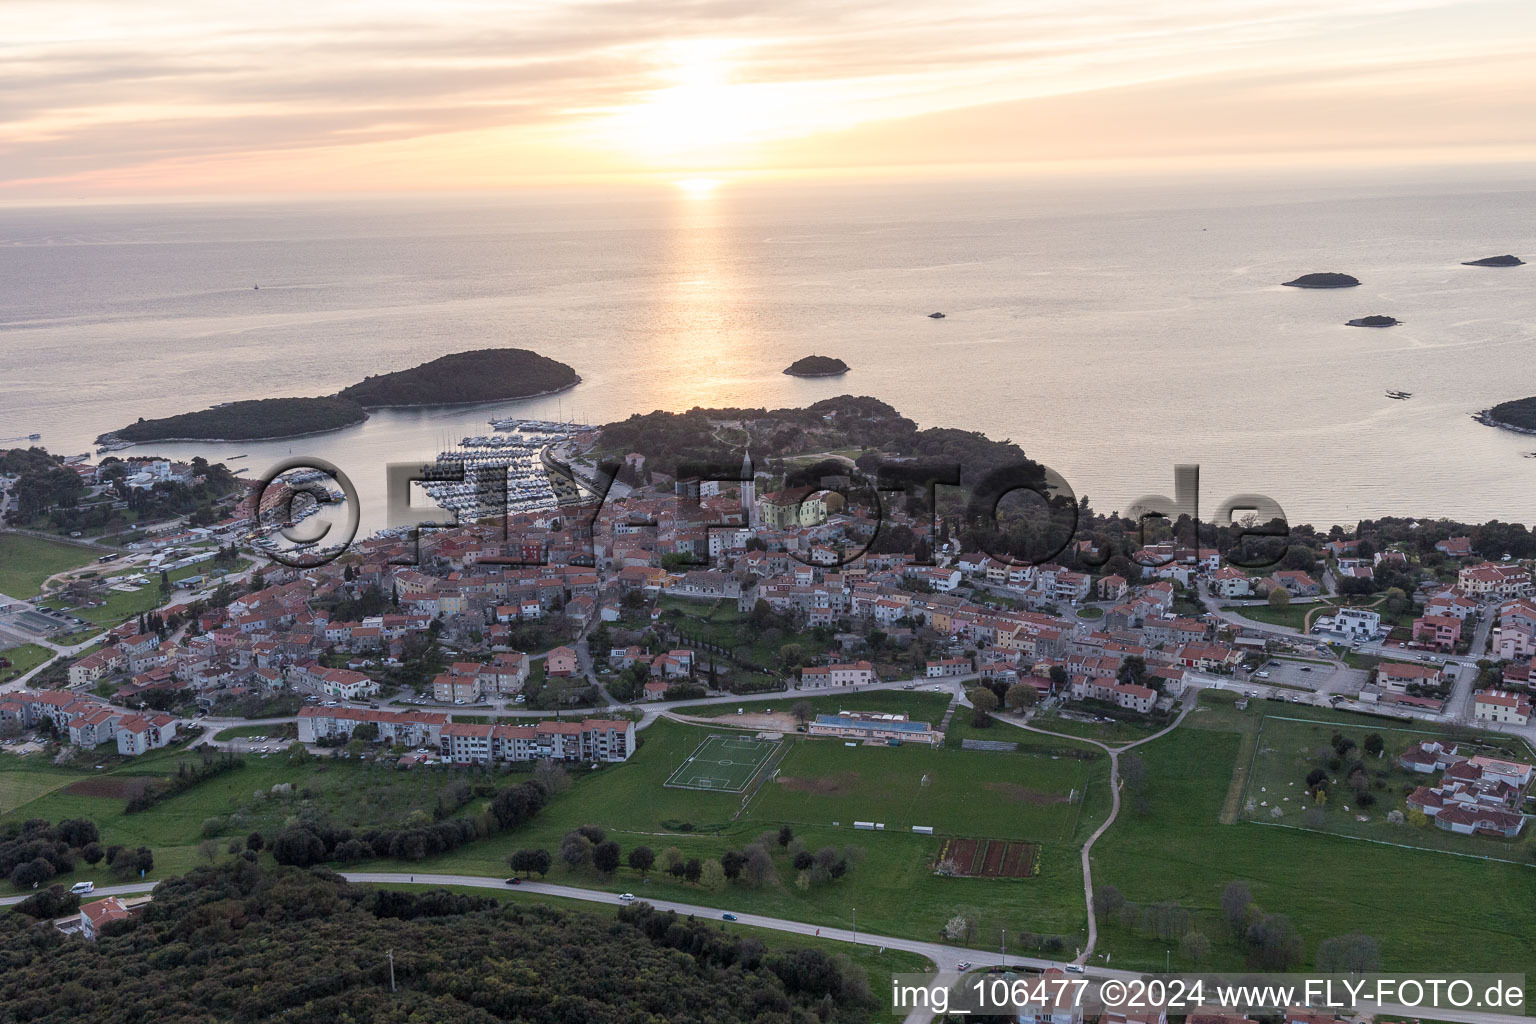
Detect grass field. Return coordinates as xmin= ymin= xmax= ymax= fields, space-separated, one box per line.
xmin=62 ymin=558 xmax=250 ymax=625
xmin=1240 ymin=712 xmax=1535 ymax=860
xmin=0 ymin=533 xmax=99 ymax=599
xmin=666 ymin=734 xmax=780 ymax=792
xmin=752 ymin=734 xmax=1094 ymax=843
xmin=1223 ymin=602 xmax=1316 ymax=630
xmin=0 ymin=642 xmax=53 ymax=683
xmin=684 ymin=690 xmax=952 ymax=723
xmin=1089 ymin=693 xmax=1536 ymax=987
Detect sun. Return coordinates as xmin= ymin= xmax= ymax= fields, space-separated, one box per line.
xmin=597 ymin=40 xmax=783 ymax=162
xmin=674 ymin=177 xmax=723 ymax=197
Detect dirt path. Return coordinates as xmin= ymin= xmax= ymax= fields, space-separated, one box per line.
xmin=990 ymin=693 xmax=1196 ymax=964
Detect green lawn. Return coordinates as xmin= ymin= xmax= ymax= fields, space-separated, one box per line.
xmin=0 ymin=533 xmax=99 ymax=599
xmin=0 ymin=757 xmax=83 ymax=815
xmin=1240 ymin=713 xmax=1534 ymax=860
xmin=1224 ymin=602 xmax=1316 ymax=630
xmin=753 ymin=734 xmax=1093 ymax=843
xmin=683 ymin=690 xmax=951 ymax=723
xmin=61 ymin=558 xmax=251 ymax=625
xmin=1089 ymin=694 xmax=1536 ymax=987
xmin=0 ymin=643 xmax=53 ymax=683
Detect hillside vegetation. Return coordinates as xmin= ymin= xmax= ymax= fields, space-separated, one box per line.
xmin=109 ymin=397 xmax=368 ymax=442
xmin=338 ymin=348 xmax=579 ymax=408
xmin=0 ymin=862 xmax=878 ymax=1024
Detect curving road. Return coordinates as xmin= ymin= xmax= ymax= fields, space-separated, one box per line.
xmin=19 ymin=871 xmax=1524 ymax=1024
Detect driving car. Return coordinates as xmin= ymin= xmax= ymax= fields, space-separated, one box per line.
xmin=721 ymin=913 xmax=737 ymax=921
xmin=70 ymin=881 xmax=95 ymax=895
xmin=505 ymin=877 xmax=521 ymax=885
xmin=618 ymin=893 xmax=635 ymax=901
xmin=955 ymin=961 xmax=971 ymax=971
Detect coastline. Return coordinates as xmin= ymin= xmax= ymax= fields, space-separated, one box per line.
xmin=352 ymin=376 xmax=581 ymax=411
xmin=93 ymin=378 xmax=582 ymax=448
xmin=1472 ymin=409 xmax=1536 ymax=436
xmin=94 ymin=414 xmax=371 ymax=448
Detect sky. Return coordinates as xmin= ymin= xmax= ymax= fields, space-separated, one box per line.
xmin=3 ymin=0 xmax=1535 ymax=198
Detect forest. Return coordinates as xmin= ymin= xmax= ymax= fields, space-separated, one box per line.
xmin=0 ymin=861 xmax=877 ymax=1024
xmin=337 ymin=348 xmax=579 ymax=408
xmin=107 ymin=397 xmax=368 ymax=443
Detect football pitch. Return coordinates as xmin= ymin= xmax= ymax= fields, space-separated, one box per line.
xmin=664 ymin=734 xmax=779 ymax=793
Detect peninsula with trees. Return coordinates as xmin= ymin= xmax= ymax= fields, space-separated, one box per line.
xmin=98 ymin=348 xmax=579 ymax=444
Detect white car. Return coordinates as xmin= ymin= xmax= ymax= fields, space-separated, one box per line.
xmin=618 ymin=893 xmax=635 ymax=901
xmin=70 ymin=881 xmax=95 ymax=895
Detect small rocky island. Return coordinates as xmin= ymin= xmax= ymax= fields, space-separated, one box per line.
xmin=103 ymin=347 xmax=580 ymax=443
xmin=783 ymin=355 xmax=850 ymax=377
xmin=1462 ymin=255 xmax=1525 ymax=267
xmin=928 ymin=312 xmax=946 ymax=319
xmin=1282 ymin=272 xmax=1360 ymax=288
xmin=1346 ymin=315 xmax=1400 ymax=327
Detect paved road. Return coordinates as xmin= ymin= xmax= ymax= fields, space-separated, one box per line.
xmin=5 ymin=871 xmax=1526 ymax=1024
xmin=0 ymin=880 xmax=156 ymax=907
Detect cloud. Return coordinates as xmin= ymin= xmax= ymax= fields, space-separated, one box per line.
xmin=1 ymin=0 xmax=1531 ymax=194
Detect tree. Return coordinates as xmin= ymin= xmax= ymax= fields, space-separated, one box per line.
xmin=1092 ymin=884 xmax=1125 ymax=917
xmin=743 ymin=844 xmax=775 ymax=887
xmin=1004 ymin=683 xmax=1038 ymax=711
xmin=627 ymin=845 xmax=655 ymax=877
xmin=777 ymin=825 xmax=794 ymax=847
xmin=272 ymin=828 xmax=325 ymax=868
xmin=1116 ymin=655 xmax=1147 ymax=687
xmin=700 ymin=859 xmax=726 ymax=889
xmin=790 ymin=700 xmax=814 ymax=726
xmin=1245 ymin=912 xmax=1304 ymax=970
xmin=1363 ymin=733 xmax=1385 ymax=757
xmin=10 ymin=858 xmax=55 ymax=889
xmin=1316 ymin=933 xmax=1382 ymax=973
xmin=1179 ymin=930 xmax=1211 ymax=963
xmin=80 ymin=842 xmax=104 ymax=865
xmin=1220 ymin=881 xmax=1252 ymax=938
xmin=592 ymin=840 xmax=622 ymax=876
xmin=968 ymin=686 xmax=998 ymax=722
xmin=1268 ymin=587 xmax=1291 ymax=608
xmin=683 ymin=858 xmax=703 ymax=884
xmin=246 ymin=832 xmax=265 ymax=853
xmin=560 ymin=832 xmax=593 ymax=872
xmin=719 ymin=849 xmax=746 ymax=880
xmin=198 ymin=838 xmax=220 ymax=864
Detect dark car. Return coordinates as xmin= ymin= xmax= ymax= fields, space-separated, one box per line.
xmin=505 ymin=877 xmax=521 ymax=885
xmin=721 ymin=913 xmax=737 ymax=921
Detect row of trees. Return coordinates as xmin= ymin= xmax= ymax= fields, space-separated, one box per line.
xmin=510 ymin=825 xmax=861 ymax=893
xmin=272 ymin=775 xmax=556 ymax=868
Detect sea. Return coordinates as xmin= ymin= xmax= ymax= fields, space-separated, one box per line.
xmin=3 ymin=168 xmax=1535 ymax=538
